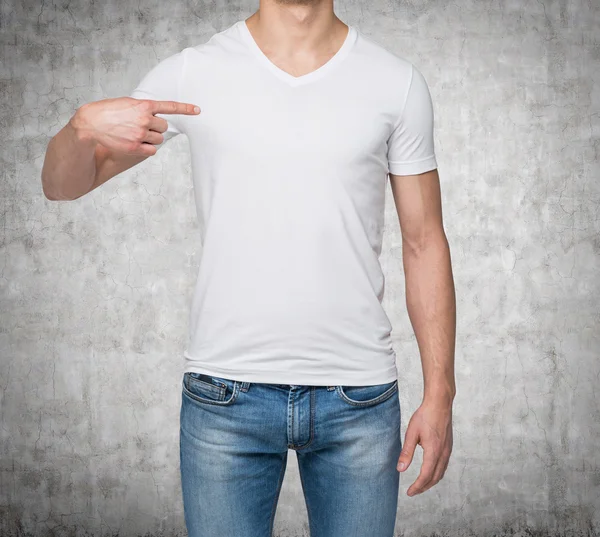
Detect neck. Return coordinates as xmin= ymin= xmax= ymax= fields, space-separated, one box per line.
xmin=247 ymin=0 xmax=346 ymax=56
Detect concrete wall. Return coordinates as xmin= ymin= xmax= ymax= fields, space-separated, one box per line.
xmin=1 ymin=0 xmax=599 ymax=535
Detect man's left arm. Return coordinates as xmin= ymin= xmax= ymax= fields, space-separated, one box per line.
xmin=389 ymin=167 xmax=456 ymax=496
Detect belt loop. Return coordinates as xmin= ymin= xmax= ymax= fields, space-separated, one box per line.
xmin=327 ymin=386 xmax=336 ymax=391
xmin=240 ymin=381 xmax=250 ymax=392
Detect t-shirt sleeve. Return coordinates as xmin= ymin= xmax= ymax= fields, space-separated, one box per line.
xmin=387 ymin=64 xmax=438 ymax=176
xmin=128 ymin=51 xmax=184 ymax=150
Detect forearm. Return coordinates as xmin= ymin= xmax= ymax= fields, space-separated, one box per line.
xmin=41 ymin=106 xmax=98 ymax=201
xmin=403 ymin=232 xmax=456 ymax=406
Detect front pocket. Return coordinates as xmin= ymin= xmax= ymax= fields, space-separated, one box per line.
xmin=182 ymin=372 xmax=239 ymax=405
xmin=336 ymin=379 xmax=398 ymax=407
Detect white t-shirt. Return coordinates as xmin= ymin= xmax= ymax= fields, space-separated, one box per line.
xmin=129 ymin=19 xmax=438 ymax=386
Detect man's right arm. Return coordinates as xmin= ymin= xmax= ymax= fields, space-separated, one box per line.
xmin=41 ymin=98 xmax=200 ymax=201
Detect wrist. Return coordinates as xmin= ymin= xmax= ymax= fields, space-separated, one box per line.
xmin=423 ymin=388 xmax=455 ymax=409
xmin=69 ymin=105 xmax=98 ymax=146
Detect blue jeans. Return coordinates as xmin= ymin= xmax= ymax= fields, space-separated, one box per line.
xmin=179 ymin=372 xmax=402 ymax=537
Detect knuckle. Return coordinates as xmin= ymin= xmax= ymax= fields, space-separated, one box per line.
xmin=134 ymin=127 xmax=146 ymax=141
xmin=126 ymin=141 xmax=139 ymax=153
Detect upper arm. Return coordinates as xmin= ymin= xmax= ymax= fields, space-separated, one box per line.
xmin=389 ymin=169 xmax=445 ymax=255
xmin=387 ymin=64 xmax=444 ymax=251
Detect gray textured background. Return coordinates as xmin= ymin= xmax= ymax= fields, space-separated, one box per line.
xmin=1 ymin=0 xmax=599 ymax=536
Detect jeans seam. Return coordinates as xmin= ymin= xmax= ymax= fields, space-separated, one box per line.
xmin=287 ymin=392 xmax=295 ymax=447
xmin=295 ymin=387 xmax=316 ymax=450
xmin=269 ymin=453 xmax=287 ymax=537
xmin=288 ymin=388 xmax=316 ymax=450
xmin=298 ymin=459 xmax=314 ymax=535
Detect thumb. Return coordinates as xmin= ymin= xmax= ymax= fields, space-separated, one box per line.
xmin=397 ymin=425 xmax=418 ymax=472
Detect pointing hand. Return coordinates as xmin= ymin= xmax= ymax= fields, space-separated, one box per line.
xmin=73 ymin=97 xmax=201 ymax=156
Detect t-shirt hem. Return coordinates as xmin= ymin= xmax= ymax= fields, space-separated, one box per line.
xmin=181 ymin=357 xmax=399 ymax=386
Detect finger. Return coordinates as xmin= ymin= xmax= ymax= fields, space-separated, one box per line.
xmin=138 ymin=143 xmax=159 ymax=156
xmin=397 ymin=425 xmax=419 ymax=471
xmin=141 ymin=129 xmax=165 ymax=146
xmin=434 ymin=434 xmax=452 ymax=482
xmin=419 ymin=453 xmax=448 ymax=494
xmin=148 ymin=115 xmax=169 ymax=134
xmin=417 ymin=433 xmax=453 ymax=494
xmin=149 ymin=100 xmax=201 ymax=115
xmin=406 ymin=449 xmax=437 ymax=496
xmin=125 ymin=130 xmax=162 ymax=157
xmin=127 ymin=141 xmax=158 ymax=157
xmin=436 ymin=450 xmax=451 ymax=480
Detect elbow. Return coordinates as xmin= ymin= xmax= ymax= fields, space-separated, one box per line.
xmin=41 ymin=176 xmax=59 ymax=201
xmin=41 ymin=176 xmax=74 ymax=201
xmin=43 ymin=187 xmax=59 ymax=201
xmin=402 ymin=228 xmax=449 ymax=257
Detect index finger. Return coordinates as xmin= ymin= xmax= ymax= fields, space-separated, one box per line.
xmin=149 ymin=100 xmax=200 ymax=115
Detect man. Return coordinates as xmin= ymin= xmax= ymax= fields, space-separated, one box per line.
xmin=41 ymin=1 xmax=456 ymax=536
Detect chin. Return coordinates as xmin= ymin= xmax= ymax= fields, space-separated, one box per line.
xmin=274 ymin=0 xmax=321 ymax=5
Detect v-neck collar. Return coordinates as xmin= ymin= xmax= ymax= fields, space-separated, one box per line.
xmin=236 ymin=19 xmax=357 ymax=87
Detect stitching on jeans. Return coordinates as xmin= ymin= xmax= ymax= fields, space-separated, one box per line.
xmin=287 ymin=391 xmax=295 ymax=448
xmin=182 ymin=376 xmax=239 ymax=406
xmin=293 ymin=387 xmax=316 ymax=450
xmin=186 ymin=373 xmax=227 ymax=398
xmin=288 ymin=388 xmax=316 ymax=450
xmin=298 ymin=456 xmax=314 ymax=535
xmin=336 ymin=381 xmax=398 ymax=407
